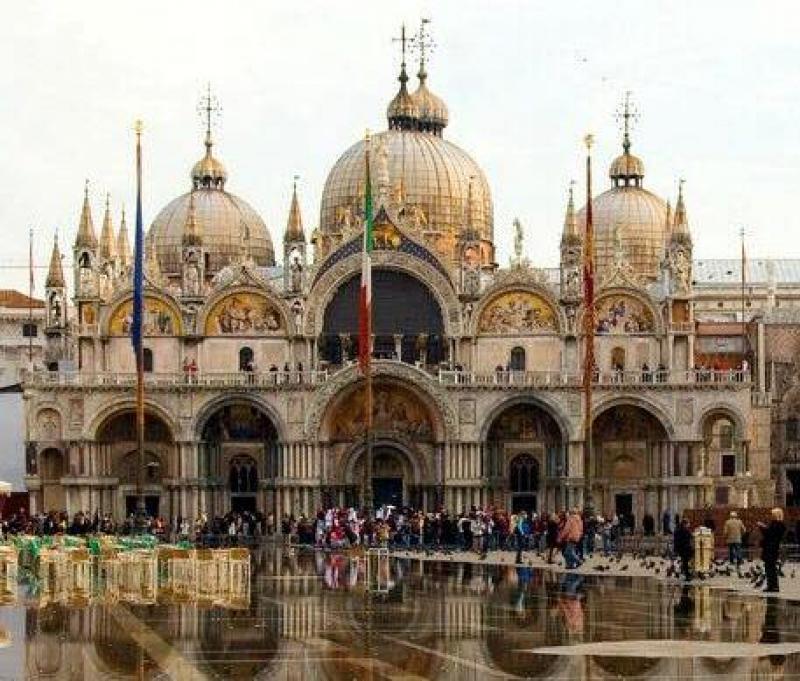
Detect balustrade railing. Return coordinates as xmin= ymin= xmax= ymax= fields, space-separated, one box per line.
xmin=438 ymin=369 xmax=748 ymax=387
xmin=22 ymin=370 xmax=329 ymax=388
xmin=22 ymin=366 xmax=750 ymax=390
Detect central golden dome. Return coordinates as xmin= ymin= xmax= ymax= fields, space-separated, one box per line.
xmin=319 ymin=64 xmax=492 ymax=263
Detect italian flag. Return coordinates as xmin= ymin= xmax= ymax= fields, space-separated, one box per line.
xmin=358 ymin=145 xmax=374 ymax=373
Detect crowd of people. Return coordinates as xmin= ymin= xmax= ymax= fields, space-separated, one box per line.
xmin=1 ymin=503 xmax=792 ymax=592
xmin=0 ymin=509 xmax=273 ymax=545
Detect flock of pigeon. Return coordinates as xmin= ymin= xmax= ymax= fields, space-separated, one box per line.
xmin=413 ymin=547 xmax=796 ymax=590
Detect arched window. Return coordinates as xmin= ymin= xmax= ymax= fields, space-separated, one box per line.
xmin=142 ymin=348 xmax=154 ymax=373
xmin=239 ymin=346 xmax=254 ymax=371
xmin=509 ymin=455 xmax=539 ymax=493
xmin=509 ymin=346 xmax=526 ymax=371
xmin=611 ymin=347 xmax=625 ymax=371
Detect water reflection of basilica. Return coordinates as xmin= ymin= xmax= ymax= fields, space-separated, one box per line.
xmin=19 ymin=548 xmax=800 ymax=680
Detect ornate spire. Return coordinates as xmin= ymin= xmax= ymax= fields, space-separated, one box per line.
xmin=610 ymin=92 xmax=644 ymax=186
xmin=145 ymin=232 xmax=163 ymax=284
xmin=74 ymin=180 xmax=97 ymax=249
xmin=387 ymin=23 xmax=420 ymax=130
xmin=46 ymin=233 xmax=65 ymax=288
xmin=99 ymin=193 xmax=117 ymax=260
xmin=673 ymin=179 xmax=689 ymax=235
xmin=191 ymin=85 xmax=227 ymax=189
xmin=116 ymin=206 xmax=131 ymax=267
xmin=562 ymin=181 xmax=580 ymax=242
xmin=618 ymin=91 xmax=636 ymax=154
xmin=182 ymin=190 xmax=203 ymax=246
xmin=412 ymin=18 xmax=449 ymax=135
xmin=284 ymin=176 xmax=305 ymax=243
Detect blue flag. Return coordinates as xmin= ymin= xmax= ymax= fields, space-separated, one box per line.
xmin=132 ymin=124 xmax=144 ymax=360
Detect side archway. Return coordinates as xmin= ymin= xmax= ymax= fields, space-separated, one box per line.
xmin=591 ymin=401 xmax=671 ymax=530
xmin=96 ymin=408 xmax=175 ymax=518
xmin=196 ymin=397 xmax=280 ymax=514
xmin=483 ymin=399 xmax=566 ymax=513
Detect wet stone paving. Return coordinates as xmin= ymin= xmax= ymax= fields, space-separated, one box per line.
xmin=1 ymin=546 xmax=800 ymax=679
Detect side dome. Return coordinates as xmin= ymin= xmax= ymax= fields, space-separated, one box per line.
xmin=148 ymin=189 xmax=275 ymax=275
xmin=148 ymin=125 xmax=275 ymax=276
xmin=577 ymin=185 xmax=667 ymax=281
xmin=318 ymin=128 xmax=492 ymax=261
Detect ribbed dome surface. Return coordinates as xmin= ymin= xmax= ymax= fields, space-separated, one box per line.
xmin=148 ymin=188 xmax=274 ymax=275
xmin=577 ymin=186 xmax=668 ymax=281
xmin=319 ymin=129 xmax=492 ymax=260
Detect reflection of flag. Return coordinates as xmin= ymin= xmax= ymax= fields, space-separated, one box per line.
xmin=358 ymin=142 xmax=373 ymax=373
xmin=132 ymin=125 xmax=144 ymax=360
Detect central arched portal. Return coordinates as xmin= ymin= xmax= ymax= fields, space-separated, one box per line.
xmin=200 ymin=401 xmax=278 ymax=515
xmin=322 ymin=379 xmax=441 ymax=510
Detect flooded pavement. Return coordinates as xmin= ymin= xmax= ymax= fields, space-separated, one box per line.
xmin=1 ymin=546 xmax=800 ymax=679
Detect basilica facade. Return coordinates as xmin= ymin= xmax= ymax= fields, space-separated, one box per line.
xmin=22 ymin=43 xmax=776 ymax=526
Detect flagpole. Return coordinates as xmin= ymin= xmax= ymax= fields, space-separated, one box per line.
xmin=28 ymin=227 xmax=34 ymax=366
xmin=362 ymin=132 xmax=374 ymax=516
xmin=740 ymin=227 xmax=746 ymax=364
xmin=582 ymin=134 xmax=595 ymax=516
xmin=133 ymin=120 xmax=146 ymax=531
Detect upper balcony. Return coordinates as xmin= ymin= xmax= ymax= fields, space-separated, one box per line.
xmin=22 ymin=365 xmax=750 ymax=392
xmin=437 ymin=368 xmax=750 ymax=390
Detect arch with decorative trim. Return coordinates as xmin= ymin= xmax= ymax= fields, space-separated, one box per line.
xmin=470 ymin=281 xmax=564 ymax=337
xmin=305 ymin=250 xmax=460 ymax=338
xmin=580 ymin=286 xmax=664 ymax=336
xmin=198 ymin=284 xmax=293 ymax=337
xmin=101 ymin=289 xmax=184 ymax=337
xmin=306 ymin=361 xmax=456 ymax=442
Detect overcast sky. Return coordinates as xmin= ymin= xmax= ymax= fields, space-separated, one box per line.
xmin=2 ymin=0 xmax=799 ymax=293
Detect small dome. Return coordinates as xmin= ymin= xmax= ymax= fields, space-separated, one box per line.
xmin=387 ymin=65 xmax=420 ymax=129
xmin=148 ymin=188 xmax=274 ymax=275
xmin=191 ymin=149 xmax=228 ymax=189
xmin=609 ymin=152 xmax=645 ymax=182
xmin=413 ymin=79 xmax=449 ymax=134
xmin=577 ymin=186 xmax=668 ymax=281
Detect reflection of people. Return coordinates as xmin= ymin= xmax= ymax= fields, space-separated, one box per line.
xmin=674 ymin=518 xmax=694 ymax=581
xmin=673 ymin=585 xmax=694 ymax=634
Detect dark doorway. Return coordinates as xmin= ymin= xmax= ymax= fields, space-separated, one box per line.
xmin=512 ymin=494 xmax=537 ymax=514
xmin=509 ymin=346 xmax=526 ymax=371
xmin=615 ymin=493 xmax=634 ymax=529
xmin=239 ymin=346 xmax=254 ymax=371
xmin=373 ymin=477 xmax=402 ymax=508
xmin=125 ymin=495 xmax=160 ymax=517
xmin=231 ymin=496 xmax=257 ymax=513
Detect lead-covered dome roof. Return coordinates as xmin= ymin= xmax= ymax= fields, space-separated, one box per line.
xmin=148 ymin=134 xmax=275 ymax=275
xmin=319 ymin=63 xmax=492 ymax=263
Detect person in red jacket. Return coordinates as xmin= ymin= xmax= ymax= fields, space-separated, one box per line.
xmin=558 ymin=508 xmax=584 ymax=569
